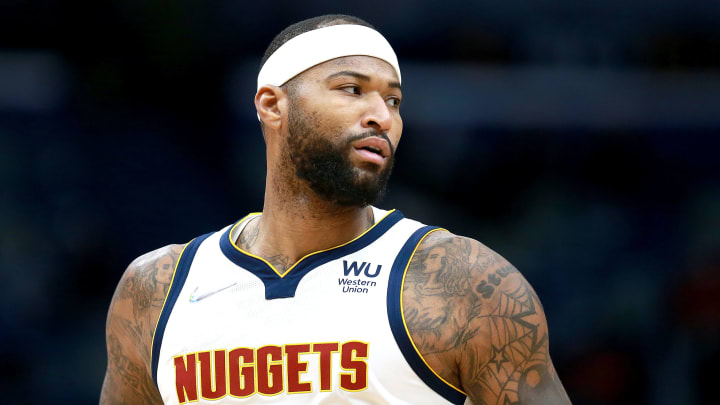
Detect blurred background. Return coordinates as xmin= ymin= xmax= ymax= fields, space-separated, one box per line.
xmin=1 ymin=0 xmax=719 ymax=403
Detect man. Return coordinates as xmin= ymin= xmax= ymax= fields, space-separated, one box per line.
xmin=100 ymin=14 xmax=571 ymax=405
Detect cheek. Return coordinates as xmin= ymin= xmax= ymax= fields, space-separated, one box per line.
xmin=390 ymin=115 xmax=403 ymax=147
xmin=322 ymin=111 xmax=358 ymax=139
xmin=298 ymin=99 xmax=352 ymax=134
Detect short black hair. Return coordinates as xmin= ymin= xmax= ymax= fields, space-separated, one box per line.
xmin=259 ymin=14 xmax=376 ymax=73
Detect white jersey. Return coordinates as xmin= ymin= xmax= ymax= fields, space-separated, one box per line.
xmin=152 ymin=207 xmax=471 ymax=404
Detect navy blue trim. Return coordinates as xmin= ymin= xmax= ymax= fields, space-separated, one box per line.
xmin=151 ymin=232 xmax=212 ymax=388
xmin=219 ymin=210 xmax=404 ymax=300
xmin=387 ymin=226 xmax=467 ymax=405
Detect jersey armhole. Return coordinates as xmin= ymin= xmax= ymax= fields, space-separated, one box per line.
xmin=150 ymin=232 xmax=212 ymax=388
xmin=386 ymin=226 xmax=468 ymax=405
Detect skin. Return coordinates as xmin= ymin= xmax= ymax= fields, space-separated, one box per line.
xmin=101 ymin=49 xmax=571 ymax=404
xmin=403 ymin=231 xmax=572 ymax=404
xmin=101 ymin=245 xmax=181 ymax=405
xmin=249 ymin=55 xmax=403 ymax=271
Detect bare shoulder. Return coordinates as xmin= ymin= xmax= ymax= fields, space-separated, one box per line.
xmin=111 ymin=244 xmax=184 ymax=349
xmin=409 ymin=230 xmax=534 ymax=305
xmin=402 ymin=230 xmax=571 ymax=404
xmin=100 ymin=244 xmax=184 ymax=405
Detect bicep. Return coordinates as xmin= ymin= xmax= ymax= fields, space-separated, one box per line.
xmin=459 ymin=260 xmax=571 ymax=404
xmin=100 ymin=262 xmax=166 ymax=404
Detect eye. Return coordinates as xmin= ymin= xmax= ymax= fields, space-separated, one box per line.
xmin=338 ymin=85 xmax=361 ymax=95
xmin=386 ymin=97 xmax=401 ymax=108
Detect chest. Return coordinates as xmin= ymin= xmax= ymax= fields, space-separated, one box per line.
xmin=172 ymin=253 xmax=395 ymax=345
xmin=152 ymin=214 xmax=467 ymax=404
xmin=157 ymin=242 xmax=416 ymax=404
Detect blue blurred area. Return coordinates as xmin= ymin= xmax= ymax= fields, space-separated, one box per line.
xmin=1 ymin=1 xmax=719 ymax=404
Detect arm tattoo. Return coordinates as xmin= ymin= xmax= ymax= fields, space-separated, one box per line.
xmin=101 ymin=245 xmax=182 ymax=405
xmin=403 ymin=234 xmax=570 ymax=404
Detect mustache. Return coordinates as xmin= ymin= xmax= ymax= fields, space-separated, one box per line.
xmin=345 ymin=130 xmax=395 ymax=157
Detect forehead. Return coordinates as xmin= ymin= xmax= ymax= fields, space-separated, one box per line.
xmin=299 ymin=55 xmax=400 ymax=83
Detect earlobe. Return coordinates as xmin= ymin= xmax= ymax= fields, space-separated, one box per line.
xmin=255 ymin=85 xmax=286 ymax=130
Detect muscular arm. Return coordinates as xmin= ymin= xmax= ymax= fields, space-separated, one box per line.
xmin=100 ymin=244 xmax=183 ymax=405
xmin=402 ymin=231 xmax=571 ymax=405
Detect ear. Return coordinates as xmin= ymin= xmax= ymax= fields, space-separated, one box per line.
xmin=255 ymin=85 xmax=286 ymax=130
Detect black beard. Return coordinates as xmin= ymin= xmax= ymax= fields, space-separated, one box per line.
xmin=286 ymin=106 xmax=394 ymax=207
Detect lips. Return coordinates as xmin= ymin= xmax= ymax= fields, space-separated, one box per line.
xmin=352 ymin=137 xmax=391 ymax=159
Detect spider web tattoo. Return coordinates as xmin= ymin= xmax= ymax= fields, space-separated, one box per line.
xmin=403 ymin=233 xmax=570 ymax=405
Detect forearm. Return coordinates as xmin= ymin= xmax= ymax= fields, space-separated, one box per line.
xmin=100 ymin=369 xmax=163 ymax=405
xmin=101 ymin=312 xmax=164 ymax=405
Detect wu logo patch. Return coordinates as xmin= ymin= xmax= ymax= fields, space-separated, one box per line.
xmin=342 ymin=260 xmax=382 ymax=278
xmin=339 ymin=261 xmax=381 ymax=294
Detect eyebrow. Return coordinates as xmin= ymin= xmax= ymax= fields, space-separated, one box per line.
xmin=326 ymin=70 xmax=402 ymax=90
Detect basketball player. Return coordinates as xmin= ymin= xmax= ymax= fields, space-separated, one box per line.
xmin=100 ymin=15 xmax=571 ymax=405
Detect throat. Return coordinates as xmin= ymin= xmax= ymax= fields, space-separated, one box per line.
xmin=235 ymin=206 xmax=376 ymax=273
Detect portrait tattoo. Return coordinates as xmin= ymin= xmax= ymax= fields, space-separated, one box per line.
xmin=402 ymin=234 xmax=569 ymax=404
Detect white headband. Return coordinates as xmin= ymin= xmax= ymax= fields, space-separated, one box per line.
xmin=257 ymin=24 xmax=401 ymax=91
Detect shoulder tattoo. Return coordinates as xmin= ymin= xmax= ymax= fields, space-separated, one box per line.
xmin=101 ymin=244 xmax=183 ymax=404
xmin=402 ymin=232 xmax=570 ymax=404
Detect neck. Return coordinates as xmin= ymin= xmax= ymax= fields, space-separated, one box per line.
xmin=237 ymin=171 xmax=375 ymax=273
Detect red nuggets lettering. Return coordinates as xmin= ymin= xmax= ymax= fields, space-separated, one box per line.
xmin=228 ymin=347 xmax=254 ymax=397
xmin=172 ymin=341 xmax=368 ymax=403
xmin=173 ymin=353 xmax=198 ymax=403
xmin=340 ymin=341 xmax=369 ymax=391
xmin=285 ymin=344 xmax=312 ymax=393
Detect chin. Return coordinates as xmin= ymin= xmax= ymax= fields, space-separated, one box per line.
xmin=352 ymin=165 xmax=387 ymax=185
xmin=354 ymin=151 xmax=391 ymax=169
xmin=354 ymin=163 xmax=384 ymax=176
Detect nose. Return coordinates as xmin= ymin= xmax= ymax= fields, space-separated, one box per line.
xmin=361 ymin=93 xmax=392 ymax=132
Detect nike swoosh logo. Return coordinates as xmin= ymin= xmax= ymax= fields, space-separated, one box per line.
xmin=189 ymin=282 xmax=237 ymax=303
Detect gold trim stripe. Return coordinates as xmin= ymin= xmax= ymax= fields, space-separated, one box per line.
xmin=399 ymin=228 xmax=468 ymax=396
xmin=227 ymin=209 xmax=397 ymax=278
xmin=151 ymin=240 xmax=193 ymax=354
